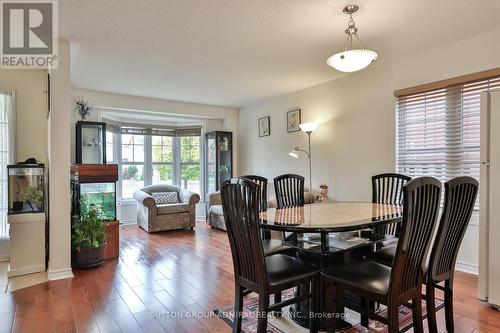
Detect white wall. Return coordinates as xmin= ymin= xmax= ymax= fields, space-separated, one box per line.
xmin=238 ymin=27 xmax=500 ymax=274
xmin=0 ymin=69 xmax=48 ymax=260
xmin=71 ymin=88 xmax=239 ymax=223
xmin=0 ymin=69 xmax=48 ymax=162
xmin=71 ymin=88 xmax=238 ymax=166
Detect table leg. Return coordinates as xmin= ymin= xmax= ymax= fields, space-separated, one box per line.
xmin=289 ymin=234 xmax=352 ymax=331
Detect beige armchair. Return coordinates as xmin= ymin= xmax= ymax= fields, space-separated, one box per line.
xmin=206 ymin=191 xmax=225 ymax=230
xmin=134 ymin=184 xmax=200 ymax=233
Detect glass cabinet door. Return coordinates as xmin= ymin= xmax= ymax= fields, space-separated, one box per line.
xmin=206 ymin=134 xmax=216 ymax=193
xmin=205 ymin=131 xmax=233 ymax=193
xmin=216 ymin=132 xmax=232 ymax=187
xmin=77 ymin=121 xmax=106 ymax=164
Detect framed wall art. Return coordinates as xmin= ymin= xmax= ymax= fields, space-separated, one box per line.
xmin=287 ymin=108 xmax=301 ymax=133
xmin=258 ymin=116 xmax=270 ymax=137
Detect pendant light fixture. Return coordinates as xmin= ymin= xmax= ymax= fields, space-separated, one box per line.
xmin=327 ymin=5 xmax=377 ymax=72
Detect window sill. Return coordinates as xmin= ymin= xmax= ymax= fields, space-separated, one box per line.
xmin=120 ymin=199 xmax=137 ymax=206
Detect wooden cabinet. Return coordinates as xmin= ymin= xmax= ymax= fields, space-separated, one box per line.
xmin=104 ymin=221 xmax=119 ymax=260
xmin=71 ymin=164 xmax=120 ymax=262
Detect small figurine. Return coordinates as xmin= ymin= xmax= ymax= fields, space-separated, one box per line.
xmin=319 ymin=183 xmax=329 ymax=202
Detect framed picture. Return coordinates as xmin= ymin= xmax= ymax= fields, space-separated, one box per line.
xmin=287 ymin=109 xmax=301 ymax=133
xmin=258 ymin=116 xmax=271 ymax=137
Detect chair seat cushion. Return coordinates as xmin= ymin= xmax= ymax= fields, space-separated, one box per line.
xmin=263 ymin=239 xmax=293 ymax=256
xmin=381 ymin=236 xmax=398 ymax=247
xmin=209 ymin=205 xmax=224 ymax=216
xmin=322 ymin=260 xmax=392 ymax=297
xmin=370 ymin=245 xmax=396 ymax=267
xmin=266 ymin=254 xmax=319 ymax=287
xmin=157 ymin=203 xmax=191 ymax=215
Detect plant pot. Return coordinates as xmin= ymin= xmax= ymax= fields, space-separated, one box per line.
xmin=73 ymin=243 xmax=106 ymax=268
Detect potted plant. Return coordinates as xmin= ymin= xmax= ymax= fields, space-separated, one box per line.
xmin=72 ymin=201 xmax=108 ymax=268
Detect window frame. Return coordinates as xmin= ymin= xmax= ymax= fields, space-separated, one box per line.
xmin=152 ymin=135 xmax=175 ymax=187
xmin=116 ymin=130 xmax=202 ymax=202
xmin=178 ymin=136 xmax=201 ymax=195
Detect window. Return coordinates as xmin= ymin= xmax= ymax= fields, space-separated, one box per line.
xmin=152 ymin=136 xmax=174 ymax=185
xmin=121 ymin=134 xmax=145 ymax=199
xmin=0 ymin=92 xmax=13 ymax=238
xmin=106 ymin=131 xmax=114 ymax=163
xmin=396 ymin=75 xmax=500 ymax=207
xmin=180 ymin=136 xmax=201 ymax=194
xmin=114 ymin=124 xmax=202 ymax=200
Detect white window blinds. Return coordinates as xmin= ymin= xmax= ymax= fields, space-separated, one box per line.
xmin=0 ymin=92 xmax=14 ymax=238
xmin=396 ymin=76 xmax=500 ymax=184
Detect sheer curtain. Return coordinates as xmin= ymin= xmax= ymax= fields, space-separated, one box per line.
xmin=0 ymin=91 xmax=14 ymax=238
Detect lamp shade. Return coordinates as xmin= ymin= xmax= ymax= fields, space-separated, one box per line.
xmin=299 ymin=122 xmax=319 ymax=133
xmin=327 ymin=49 xmax=378 ymax=73
xmin=289 ymin=150 xmax=299 ymax=158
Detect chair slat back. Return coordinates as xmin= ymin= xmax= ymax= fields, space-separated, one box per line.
xmin=241 ymin=175 xmax=268 ymax=212
xmin=221 ymin=178 xmax=267 ymax=286
xmin=274 ymin=174 xmax=305 ymax=209
xmin=429 ymin=177 xmax=478 ymax=282
xmin=390 ymin=177 xmax=442 ymax=299
xmin=372 ymin=173 xmax=412 ymax=205
xmin=372 ymin=173 xmax=411 ymax=236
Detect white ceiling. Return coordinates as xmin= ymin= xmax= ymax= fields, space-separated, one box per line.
xmin=61 ymin=0 xmax=500 ymax=108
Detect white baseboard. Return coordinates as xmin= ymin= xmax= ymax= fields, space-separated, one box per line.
xmin=456 ymin=261 xmax=478 ymax=275
xmin=0 ymin=238 xmax=9 ymax=261
xmin=47 ymin=267 xmax=74 ymax=281
xmin=120 ymin=219 xmax=137 ymax=226
xmin=8 ymin=264 xmax=45 ymax=278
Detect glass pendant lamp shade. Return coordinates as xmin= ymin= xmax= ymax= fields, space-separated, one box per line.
xmin=289 ymin=150 xmax=299 ymax=158
xmin=327 ymin=5 xmax=377 ymax=73
xmin=327 ymin=49 xmax=378 ymax=73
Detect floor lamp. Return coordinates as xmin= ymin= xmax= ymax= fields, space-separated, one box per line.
xmin=289 ymin=122 xmax=318 ymax=203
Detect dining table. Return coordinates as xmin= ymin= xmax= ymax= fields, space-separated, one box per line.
xmin=259 ymin=202 xmax=403 ymax=330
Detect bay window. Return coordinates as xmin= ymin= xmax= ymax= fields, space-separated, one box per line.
xmin=106 ymin=122 xmax=202 ymax=200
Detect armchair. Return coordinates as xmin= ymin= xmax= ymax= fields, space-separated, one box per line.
xmin=206 ymin=191 xmax=225 ymax=230
xmin=134 ymin=184 xmax=200 ymax=233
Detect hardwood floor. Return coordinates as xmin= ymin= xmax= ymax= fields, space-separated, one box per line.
xmin=2 ymin=222 xmax=500 ymax=332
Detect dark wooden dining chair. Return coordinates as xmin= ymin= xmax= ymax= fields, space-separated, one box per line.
xmin=241 ymin=175 xmax=268 ymax=212
xmin=274 ymin=174 xmax=305 ymax=209
xmin=322 ymin=177 xmax=442 ymax=333
xmin=242 ymin=174 xmax=294 ymax=257
xmin=220 ymin=178 xmax=320 ymax=333
xmin=372 ymin=173 xmax=411 ymax=244
xmin=425 ymin=176 xmax=478 ymax=333
xmin=241 ymin=175 xmax=295 ymax=315
xmin=274 ymin=174 xmax=305 ymax=242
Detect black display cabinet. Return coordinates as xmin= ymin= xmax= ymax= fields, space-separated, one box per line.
xmin=76 ymin=121 xmax=106 ymax=164
xmin=205 ymin=131 xmax=233 ymax=193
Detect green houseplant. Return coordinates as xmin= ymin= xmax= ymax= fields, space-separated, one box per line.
xmin=72 ymin=201 xmax=108 ymax=268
